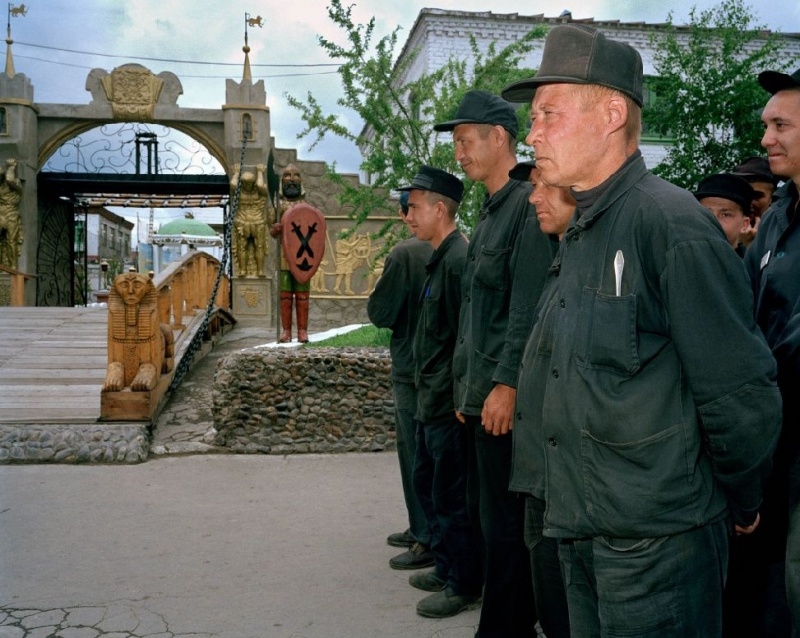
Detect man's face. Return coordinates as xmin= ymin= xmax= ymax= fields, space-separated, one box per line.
xmin=748 ymin=180 xmax=776 ymax=217
xmin=526 ymin=84 xmax=606 ymax=190
xmin=453 ymin=123 xmax=500 ymax=184
xmin=761 ymin=89 xmax=800 ymax=184
xmin=698 ymin=197 xmax=750 ymax=248
xmin=398 ymin=208 xmax=415 ymax=236
xmin=404 ymin=190 xmax=439 ymax=243
xmin=281 ymin=165 xmax=303 ymax=199
xmin=526 ymin=167 xmax=576 ymax=237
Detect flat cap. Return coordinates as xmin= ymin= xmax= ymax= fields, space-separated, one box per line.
xmin=694 ymin=173 xmax=756 ymax=214
xmin=433 ymin=90 xmax=518 ymax=137
xmin=758 ymin=67 xmax=800 ymax=96
xmin=508 ymin=160 xmax=536 ymax=182
xmin=502 ymin=25 xmax=643 ymax=106
xmin=732 ymin=156 xmax=778 ymax=187
xmin=399 ymin=165 xmax=464 ymax=204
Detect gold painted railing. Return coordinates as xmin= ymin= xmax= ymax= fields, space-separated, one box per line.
xmin=100 ymin=250 xmax=234 ymax=422
xmin=0 ymin=265 xmax=35 ymax=306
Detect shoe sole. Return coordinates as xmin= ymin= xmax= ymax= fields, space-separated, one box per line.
xmin=386 ymin=539 xmax=414 ymax=548
xmin=389 ymin=559 xmax=436 ymax=570
xmin=416 ymin=599 xmax=482 ymax=619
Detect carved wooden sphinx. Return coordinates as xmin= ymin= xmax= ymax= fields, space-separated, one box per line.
xmin=102 ymin=271 xmax=174 ymax=392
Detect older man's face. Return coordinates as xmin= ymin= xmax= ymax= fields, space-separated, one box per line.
xmin=526 ymin=84 xmax=608 ymax=190
xmin=762 ymin=89 xmax=800 ymax=184
xmin=526 ymin=167 xmax=575 ymax=238
xmin=281 ymin=165 xmax=303 ymax=199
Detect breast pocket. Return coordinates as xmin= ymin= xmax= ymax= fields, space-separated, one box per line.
xmin=473 ymin=246 xmax=511 ymax=291
xmin=575 ymin=288 xmax=640 ymax=376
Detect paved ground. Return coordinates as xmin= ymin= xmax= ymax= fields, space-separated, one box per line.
xmin=0 ymin=324 xmax=484 ymax=638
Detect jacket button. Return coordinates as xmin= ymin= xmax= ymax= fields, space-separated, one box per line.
xmin=548 ymin=437 xmax=558 ymax=447
xmin=559 ymin=299 xmax=566 ymax=308
xmin=516 ymin=412 xmax=523 ymax=420
xmin=552 ymin=369 xmax=559 ymax=379
xmin=465 ymin=296 xmax=471 ymax=303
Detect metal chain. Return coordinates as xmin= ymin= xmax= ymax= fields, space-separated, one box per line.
xmin=167 ymin=136 xmax=248 ymax=393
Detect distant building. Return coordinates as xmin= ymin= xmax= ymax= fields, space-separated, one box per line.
xmin=150 ymin=213 xmax=222 ymax=273
xmin=76 ymin=205 xmax=133 ymax=264
xmin=361 ymin=9 xmax=800 ymax=175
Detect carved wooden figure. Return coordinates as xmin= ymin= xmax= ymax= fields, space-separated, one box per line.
xmin=102 ymin=271 xmax=174 ymax=392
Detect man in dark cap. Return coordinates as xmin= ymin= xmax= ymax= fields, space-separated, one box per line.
xmin=435 ymin=89 xmax=561 ymax=637
xmin=398 ymin=166 xmax=482 ymax=619
xmin=733 ymin=155 xmax=780 ymax=248
xmin=693 ymin=173 xmax=756 ymax=253
xmin=367 ymin=191 xmax=434 ymax=571
xmin=742 ymin=65 xmax=800 ymax=635
xmin=502 ymin=24 xmax=782 ymax=636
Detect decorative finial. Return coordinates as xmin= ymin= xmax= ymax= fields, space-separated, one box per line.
xmin=243 ymin=12 xmax=264 ymax=82
xmin=5 ymin=3 xmax=28 ymax=78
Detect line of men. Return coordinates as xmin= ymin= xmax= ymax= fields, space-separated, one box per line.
xmin=369 ymin=23 xmax=799 ymax=637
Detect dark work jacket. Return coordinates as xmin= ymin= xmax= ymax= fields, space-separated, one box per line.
xmin=744 ymin=180 xmax=800 ymax=533
xmin=412 ymin=229 xmax=468 ymax=423
xmin=367 ymin=237 xmax=433 ymax=382
xmin=512 ymin=151 xmax=782 ymax=539
xmin=453 ymin=178 xmax=558 ymax=415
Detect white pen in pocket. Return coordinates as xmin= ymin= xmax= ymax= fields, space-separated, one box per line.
xmin=614 ymin=250 xmax=624 ymax=297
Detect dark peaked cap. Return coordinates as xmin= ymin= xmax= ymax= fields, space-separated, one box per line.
xmin=758 ymin=67 xmax=800 ymax=95
xmin=501 ymin=25 xmax=644 ymax=106
xmin=399 ymin=165 xmax=464 ymax=204
xmin=433 ymin=90 xmax=519 ymax=137
xmin=693 ymin=173 xmax=756 ymax=214
xmin=509 ymin=160 xmax=536 ymax=181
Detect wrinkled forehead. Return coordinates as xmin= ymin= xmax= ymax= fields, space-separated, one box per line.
xmin=762 ymin=88 xmax=800 ymax=122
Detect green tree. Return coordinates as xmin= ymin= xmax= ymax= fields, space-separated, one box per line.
xmin=646 ymin=0 xmax=795 ymax=189
xmin=285 ymin=0 xmax=544 ymax=238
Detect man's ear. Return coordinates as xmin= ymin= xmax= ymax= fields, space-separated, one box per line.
xmin=606 ymin=95 xmax=628 ymax=135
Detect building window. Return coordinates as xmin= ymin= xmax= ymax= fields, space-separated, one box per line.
xmin=0 ymin=107 xmax=6 ymax=135
xmin=241 ymin=113 xmax=254 ymax=141
xmin=641 ymin=76 xmax=674 ymax=142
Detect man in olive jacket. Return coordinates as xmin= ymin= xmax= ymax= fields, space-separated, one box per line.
xmin=502 ymin=25 xmax=782 ymax=636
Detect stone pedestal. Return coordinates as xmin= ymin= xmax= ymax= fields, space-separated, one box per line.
xmin=232 ymin=277 xmax=275 ymax=326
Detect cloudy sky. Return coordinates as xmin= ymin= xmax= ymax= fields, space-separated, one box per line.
xmin=11 ymin=0 xmax=800 ymax=179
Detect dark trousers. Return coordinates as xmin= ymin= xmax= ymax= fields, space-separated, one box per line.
xmin=559 ymin=518 xmax=728 ymax=638
xmin=466 ymin=415 xmax=536 ymax=638
xmin=392 ymin=380 xmax=430 ymax=546
xmin=524 ymin=496 xmax=570 ymax=638
xmin=413 ymin=415 xmax=482 ymax=596
xmin=788 ymin=453 xmax=800 ymax=637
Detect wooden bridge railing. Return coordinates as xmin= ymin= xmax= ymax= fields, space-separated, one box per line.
xmin=0 ymin=264 xmax=35 ymax=306
xmin=100 ymin=250 xmax=234 ymax=422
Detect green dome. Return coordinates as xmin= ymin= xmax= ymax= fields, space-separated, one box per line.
xmin=157 ymin=217 xmax=217 ymax=237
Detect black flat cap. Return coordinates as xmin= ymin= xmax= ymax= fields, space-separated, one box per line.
xmin=508 ymin=160 xmax=536 ymax=181
xmin=399 ymin=165 xmax=464 ymax=204
xmin=733 ymin=156 xmax=778 ymax=187
xmin=694 ymin=173 xmax=756 ymax=213
xmin=758 ymin=68 xmax=800 ymax=95
xmin=501 ymin=25 xmax=643 ymax=106
xmin=433 ymin=90 xmax=518 ymax=137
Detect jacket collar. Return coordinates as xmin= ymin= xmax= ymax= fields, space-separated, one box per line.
xmin=426 ymin=229 xmax=462 ymax=273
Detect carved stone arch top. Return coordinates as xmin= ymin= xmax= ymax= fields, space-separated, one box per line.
xmin=86 ymin=63 xmax=184 ymax=121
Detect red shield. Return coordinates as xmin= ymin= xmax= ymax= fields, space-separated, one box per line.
xmin=281 ymin=203 xmax=327 ymax=284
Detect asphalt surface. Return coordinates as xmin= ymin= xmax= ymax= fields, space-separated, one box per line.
xmin=0 ymin=324 xmax=482 ymax=638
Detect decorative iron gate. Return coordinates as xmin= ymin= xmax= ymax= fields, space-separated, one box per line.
xmin=36 ymin=194 xmax=74 ymax=307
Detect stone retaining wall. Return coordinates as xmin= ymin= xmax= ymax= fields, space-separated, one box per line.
xmin=212 ymin=347 xmax=396 ymax=454
xmin=0 ymin=424 xmax=150 ymax=464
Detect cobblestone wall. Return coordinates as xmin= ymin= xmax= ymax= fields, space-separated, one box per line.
xmin=212 ymin=347 xmax=396 ymax=454
xmin=0 ymin=424 xmax=150 ymax=464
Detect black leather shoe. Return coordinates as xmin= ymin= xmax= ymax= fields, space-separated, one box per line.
xmin=386 ymin=529 xmax=414 ymax=548
xmin=389 ymin=542 xmax=435 ymax=570
xmin=409 ymin=570 xmax=446 ymax=592
xmin=416 ymin=589 xmax=481 ymax=618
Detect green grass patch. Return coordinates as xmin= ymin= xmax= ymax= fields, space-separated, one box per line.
xmin=307 ymin=324 xmax=391 ymax=348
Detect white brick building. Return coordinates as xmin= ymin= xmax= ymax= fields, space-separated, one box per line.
xmin=372 ymin=9 xmax=800 ymax=171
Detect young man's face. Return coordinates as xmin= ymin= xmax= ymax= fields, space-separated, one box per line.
xmin=526 ymin=167 xmax=575 ymax=238
xmin=699 ymin=196 xmax=750 ymax=248
xmin=526 ymin=84 xmax=607 ymax=190
xmin=404 ymin=190 xmax=440 ymax=243
xmin=762 ymin=89 xmax=800 ymax=184
xmin=748 ymin=180 xmax=775 ymax=217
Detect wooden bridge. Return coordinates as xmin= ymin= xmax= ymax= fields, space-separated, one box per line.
xmin=0 ymin=251 xmax=234 ymax=427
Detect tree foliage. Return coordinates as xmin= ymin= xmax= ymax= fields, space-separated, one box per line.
xmin=646 ymin=0 xmax=795 ymax=189
xmin=285 ymin=0 xmax=544 ymax=239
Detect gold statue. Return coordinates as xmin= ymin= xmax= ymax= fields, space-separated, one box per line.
xmin=0 ymin=159 xmax=23 ymax=270
xmin=231 ymin=163 xmax=272 ymax=278
xmin=270 ymin=163 xmax=313 ymax=342
xmin=102 ymin=272 xmax=174 ymax=392
xmin=332 ymin=233 xmax=371 ymax=295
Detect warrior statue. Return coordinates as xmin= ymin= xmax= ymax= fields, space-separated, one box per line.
xmin=231 ymin=163 xmax=273 ymax=278
xmin=0 ymin=159 xmax=23 ymax=269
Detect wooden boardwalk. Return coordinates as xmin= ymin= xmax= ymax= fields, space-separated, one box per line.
xmin=0 ymin=307 xmax=107 ymax=423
